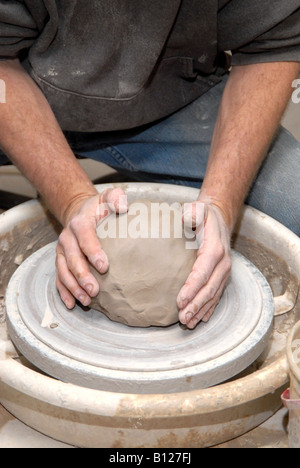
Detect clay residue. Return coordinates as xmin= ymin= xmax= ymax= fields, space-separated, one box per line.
xmin=0 ymin=295 xmax=5 ymax=324
xmin=232 ymin=234 xmax=298 ymax=298
xmin=233 ymin=234 xmax=300 ymax=367
xmin=0 ymin=215 xmax=60 ymax=297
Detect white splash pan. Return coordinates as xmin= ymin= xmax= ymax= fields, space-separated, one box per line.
xmin=0 ymin=183 xmax=299 ymax=448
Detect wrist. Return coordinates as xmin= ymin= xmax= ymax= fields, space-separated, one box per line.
xmin=197 ymin=188 xmax=236 ymax=233
xmin=61 ymin=189 xmax=99 ymax=227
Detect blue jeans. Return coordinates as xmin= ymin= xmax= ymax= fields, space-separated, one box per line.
xmin=1 ymin=76 xmax=297 ymax=234
xmin=66 ymin=76 xmax=300 ymax=236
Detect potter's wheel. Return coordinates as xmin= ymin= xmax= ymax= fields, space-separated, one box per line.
xmin=6 ymin=241 xmax=274 ymax=394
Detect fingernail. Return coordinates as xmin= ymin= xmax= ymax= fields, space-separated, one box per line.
xmin=179 ymin=297 xmax=188 ymax=309
xmin=65 ymin=300 xmax=74 ymax=310
xmin=79 ymin=294 xmax=89 ymax=306
xmin=186 ymin=312 xmax=193 ymax=322
xmin=117 ymin=200 xmax=128 ymax=214
xmin=86 ymin=284 xmax=94 ymax=295
xmin=96 ymin=255 xmax=108 ymax=273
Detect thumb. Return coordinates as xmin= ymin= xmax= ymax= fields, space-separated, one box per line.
xmin=97 ymin=188 xmax=128 ymax=220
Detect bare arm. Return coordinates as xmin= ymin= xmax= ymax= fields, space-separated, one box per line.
xmin=0 ymin=59 xmax=97 ymax=224
xmin=201 ymin=61 xmax=300 ymax=230
xmin=0 ymin=59 xmax=127 ymax=308
xmin=178 ymin=61 xmax=300 ymax=328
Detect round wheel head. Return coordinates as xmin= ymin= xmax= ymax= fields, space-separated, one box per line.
xmin=6 ymin=243 xmax=274 ymax=393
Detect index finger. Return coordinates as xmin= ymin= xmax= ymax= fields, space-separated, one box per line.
xmin=70 ymin=216 xmax=109 ymax=274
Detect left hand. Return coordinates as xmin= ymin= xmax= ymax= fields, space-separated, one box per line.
xmin=177 ymin=199 xmax=232 ymax=329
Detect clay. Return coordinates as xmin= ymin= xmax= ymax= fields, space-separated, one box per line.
xmin=0 ymin=216 xmax=59 ymax=296
xmin=90 ymin=199 xmax=197 ymax=327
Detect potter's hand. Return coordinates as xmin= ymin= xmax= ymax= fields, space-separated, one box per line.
xmin=177 ymin=198 xmax=232 ymax=329
xmin=56 ymin=188 xmax=128 ymax=309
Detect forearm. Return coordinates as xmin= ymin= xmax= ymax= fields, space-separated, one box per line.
xmin=0 ymin=59 xmax=97 ymax=225
xmin=200 ymin=61 xmax=300 ymax=231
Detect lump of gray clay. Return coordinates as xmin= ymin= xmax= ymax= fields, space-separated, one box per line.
xmin=90 ymin=199 xmax=197 ymax=327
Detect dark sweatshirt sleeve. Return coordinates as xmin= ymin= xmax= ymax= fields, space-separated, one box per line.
xmin=0 ymin=0 xmax=42 ymax=59
xmin=218 ymin=1 xmax=300 ymax=65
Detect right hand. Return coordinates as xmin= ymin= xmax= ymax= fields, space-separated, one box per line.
xmin=56 ymin=188 xmax=128 ymax=309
